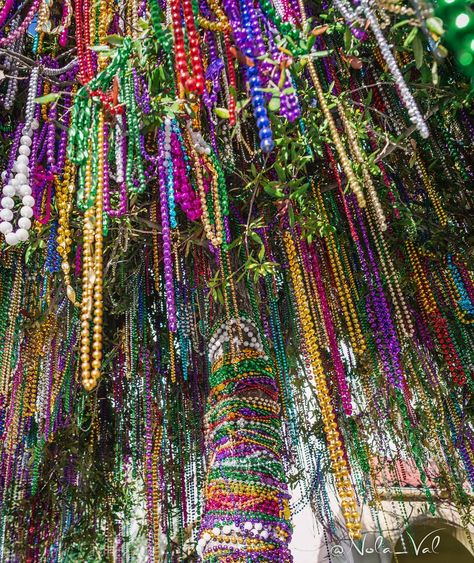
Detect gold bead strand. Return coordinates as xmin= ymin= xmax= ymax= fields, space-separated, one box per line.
xmin=415 ymin=154 xmax=448 ymax=227
xmin=90 ymin=109 xmax=106 ymax=387
xmin=405 ymin=241 xmax=436 ymax=315
xmin=0 ymin=262 xmax=23 ymax=398
xmin=284 ymin=231 xmax=362 ymax=539
xmin=338 ymin=101 xmax=387 ymax=231
xmin=327 ymin=233 xmax=367 ymax=355
xmin=150 ymin=198 xmax=161 ymax=293
xmin=169 ymin=331 xmax=176 ymax=383
xmin=56 ymin=159 xmax=79 ymax=305
xmin=151 ymin=423 xmax=163 ymax=561
xmin=340 ymin=243 xmax=359 ymax=301
xmin=189 ymin=143 xmax=223 ymax=247
xmin=365 ymin=205 xmax=414 ymax=338
xmin=297 ymin=235 xmax=329 ymax=349
xmin=204 ymin=153 xmax=225 ymax=248
xmin=307 ymin=63 xmax=366 ymax=207
xmin=80 ymin=140 xmax=95 ymax=390
xmin=313 ymin=184 xmax=367 ymax=355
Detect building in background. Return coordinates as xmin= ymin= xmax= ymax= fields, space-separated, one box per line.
xmin=291 ymin=458 xmax=474 ymax=562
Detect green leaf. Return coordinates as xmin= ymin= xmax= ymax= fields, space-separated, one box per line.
xmin=403 ymin=27 xmax=418 ymax=48
xmin=236 ymin=98 xmax=250 ymax=111
xmin=263 ymin=184 xmax=284 ymax=198
xmin=34 ymin=93 xmax=61 ymax=104
xmin=274 ymin=163 xmax=286 ymax=182
xmin=105 ymin=34 xmax=125 ymax=45
xmin=215 ymin=107 xmax=230 ymax=119
xmin=249 ymin=231 xmax=261 ymax=244
xmin=307 ymin=34 xmax=316 ymax=52
xmin=364 ymin=89 xmax=373 ymax=108
xmin=268 ymin=96 xmax=281 ymax=112
xmin=426 ymin=17 xmax=444 ymax=37
xmin=89 ymin=45 xmax=113 ymax=53
xmin=313 ymin=49 xmax=330 ymax=58
xmin=288 ymin=205 xmax=295 ymax=227
xmin=413 ymin=33 xmax=424 ymax=70
xmin=278 ymin=68 xmax=286 ymax=89
xmin=344 ymin=27 xmax=352 ymax=51
xmin=392 ymin=19 xmax=412 ymax=30
xmin=25 ymin=243 xmax=35 ymax=264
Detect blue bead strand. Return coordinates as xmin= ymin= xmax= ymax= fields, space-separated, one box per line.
xmin=239 ymin=0 xmax=274 ymax=153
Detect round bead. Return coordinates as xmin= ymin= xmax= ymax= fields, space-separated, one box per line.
xmin=260 ymin=138 xmax=275 ymax=152
xmin=5 ymin=231 xmax=19 ymax=245
xmin=18 ymin=217 xmax=31 ymax=230
xmin=1 ymin=197 xmax=14 ymax=209
xmin=17 ymin=154 xmax=29 ymax=166
xmin=15 ymin=163 xmax=28 ymax=176
xmin=0 ymin=208 xmax=13 ymax=221
xmin=22 ymin=195 xmax=35 ymax=207
xmin=19 ymin=185 xmax=32 ymax=196
xmin=16 ymin=228 xmax=29 ymax=242
xmin=20 ymin=135 xmax=32 ymax=147
xmin=20 ymin=206 xmax=34 ymax=218
xmin=2 ymin=185 xmax=15 ymax=197
xmin=0 ymin=221 xmax=12 ymax=234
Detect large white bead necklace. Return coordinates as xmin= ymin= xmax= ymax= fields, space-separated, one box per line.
xmin=0 ymin=67 xmax=39 ymax=246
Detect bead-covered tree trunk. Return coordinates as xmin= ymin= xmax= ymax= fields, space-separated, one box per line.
xmin=198 ymin=316 xmax=293 ymax=561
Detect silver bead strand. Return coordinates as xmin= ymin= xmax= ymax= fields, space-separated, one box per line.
xmin=3 ymin=17 xmax=22 ymax=111
xmin=333 ymin=0 xmax=364 ymax=28
xmin=361 ymin=0 xmax=430 ymax=139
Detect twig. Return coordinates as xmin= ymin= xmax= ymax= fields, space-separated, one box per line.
xmin=373 ymin=105 xmax=439 ymax=162
xmin=321 ymin=105 xmax=441 ymax=192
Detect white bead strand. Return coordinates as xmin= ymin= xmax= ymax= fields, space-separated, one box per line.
xmin=361 ymin=0 xmax=430 ymax=139
xmin=0 ymin=70 xmax=39 ymax=246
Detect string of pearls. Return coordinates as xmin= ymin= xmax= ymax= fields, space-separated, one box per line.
xmin=0 ymin=68 xmax=39 ymax=246
xmin=114 ymin=117 xmax=125 ymax=185
xmin=41 ymin=58 xmax=79 ymax=76
xmin=360 ymin=0 xmax=429 ymax=138
xmin=2 ymin=17 xmax=22 ymax=111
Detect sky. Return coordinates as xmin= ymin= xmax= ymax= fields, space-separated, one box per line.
xmin=290 ymin=503 xmax=321 ymax=562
